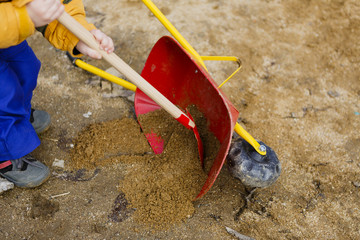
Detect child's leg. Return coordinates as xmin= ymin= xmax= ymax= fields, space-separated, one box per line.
xmin=0 ymin=41 xmax=41 ymax=161
xmin=7 ymin=41 xmax=41 ymax=115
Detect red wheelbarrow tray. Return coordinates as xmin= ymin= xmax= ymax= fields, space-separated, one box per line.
xmin=134 ymin=36 xmax=239 ymax=200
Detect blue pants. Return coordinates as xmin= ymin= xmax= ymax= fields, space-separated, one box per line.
xmin=0 ymin=41 xmax=41 ymax=161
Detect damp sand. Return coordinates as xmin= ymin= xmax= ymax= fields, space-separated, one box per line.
xmin=70 ymin=107 xmax=220 ymax=229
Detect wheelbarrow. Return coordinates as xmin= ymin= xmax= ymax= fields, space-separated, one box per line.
xmin=62 ymin=0 xmax=281 ymax=200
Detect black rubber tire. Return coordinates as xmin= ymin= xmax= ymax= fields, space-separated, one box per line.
xmin=226 ymin=139 xmax=281 ymax=188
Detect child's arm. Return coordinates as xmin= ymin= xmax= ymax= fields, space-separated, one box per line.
xmin=1 ymin=0 xmax=113 ymax=58
xmin=36 ymin=0 xmax=114 ymax=58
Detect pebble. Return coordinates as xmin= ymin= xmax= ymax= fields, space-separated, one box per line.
xmin=225 ymin=227 xmax=255 ymax=240
xmin=52 ymin=159 xmax=65 ymax=168
xmin=353 ymin=182 xmax=360 ymax=188
xmin=127 ymin=93 xmax=135 ymax=102
xmin=101 ymin=80 xmax=112 ymax=92
xmin=0 ymin=178 xmax=14 ymax=194
xmin=327 ymin=90 xmax=340 ymax=98
xmin=83 ymin=111 xmax=92 ymax=118
xmin=85 ymin=76 xmax=101 ymax=86
xmin=51 ymin=74 xmax=59 ymax=81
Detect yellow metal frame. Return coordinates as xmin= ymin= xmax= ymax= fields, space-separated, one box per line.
xmin=75 ymin=59 xmax=137 ymax=91
xmin=200 ymin=56 xmax=242 ymax=89
xmin=73 ymin=0 xmax=266 ymax=155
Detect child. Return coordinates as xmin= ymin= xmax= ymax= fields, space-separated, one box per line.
xmin=0 ymin=0 xmax=114 ymax=187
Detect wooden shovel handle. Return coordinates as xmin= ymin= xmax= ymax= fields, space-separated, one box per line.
xmin=57 ymin=11 xmax=195 ymax=128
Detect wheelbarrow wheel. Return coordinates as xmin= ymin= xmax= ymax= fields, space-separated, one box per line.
xmin=226 ymin=139 xmax=281 ymax=188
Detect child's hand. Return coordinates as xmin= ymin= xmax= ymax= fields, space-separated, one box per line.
xmin=75 ymin=29 xmax=114 ymax=59
xmin=26 ymin=0 xmax=64 ymax=27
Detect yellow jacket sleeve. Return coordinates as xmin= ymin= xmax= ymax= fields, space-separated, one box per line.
xmin=44 ymin=0 xmax=96 ymax=56
xmin=0 ymin=0 xmax=35 ymax=48
xmin=0 ymin=0 xmax=96 ymax=55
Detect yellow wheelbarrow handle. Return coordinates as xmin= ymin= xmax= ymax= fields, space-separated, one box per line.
xmin=75 ymin=58 xmax=137 ymax=92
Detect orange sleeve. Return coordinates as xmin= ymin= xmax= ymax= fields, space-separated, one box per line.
xmin=0 ymin=0 xmax=35 ymax=48
xmin=44 ymin=0 xmax=96 ymax=56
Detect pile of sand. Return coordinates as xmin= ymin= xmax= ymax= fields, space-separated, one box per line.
xmin=70 ymin=107 xmax=219 ymax=228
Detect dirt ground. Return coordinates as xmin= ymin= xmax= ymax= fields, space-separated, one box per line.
xmin=1 ymin=0 xmax=360 ymax=239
